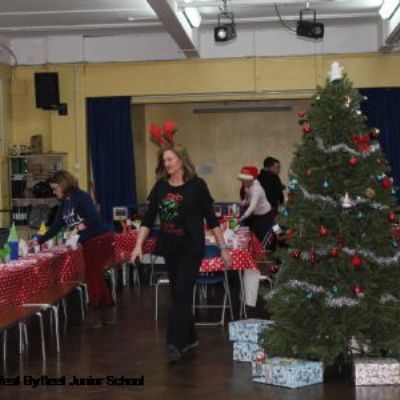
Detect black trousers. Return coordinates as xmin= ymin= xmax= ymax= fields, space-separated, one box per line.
xmin=248 ymin=212 xmax=274 ymax=245
xmin=164 ymin=250 xmax=202 ymax=350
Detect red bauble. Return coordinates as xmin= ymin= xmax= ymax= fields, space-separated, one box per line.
xmin=306 ymin=169 xmax=313 ymax=177
xmin=388 ymin=212 xmax=397 ymax=223
xmin=354 ymin=284 xmax=363 ymax=296
xmin=393 ymin=225 xmax=400 ymax=237
xmin=351 ymin=254 xmax=362 ymax=268
xmin=382 ymin=176 xmax=392 ymax=189
xmin=319 ymin=225 xmax=328 ymax=237
xmin=329 ymin=247 xmax=338 ymax=257
xmin=268 ymin=265 xmax=279 ymax=274
xmin=298 ymin=110 xmax=306 ymax=118
xmin=338 ymin=233 xmax=345 ymax=248
xmin=303 ymin=123 xmax=312 ymax=134
xmin=348 ymin=155 xmax=358 ymax=166
xmin=292 ymin=249 xmax=300 ymax=259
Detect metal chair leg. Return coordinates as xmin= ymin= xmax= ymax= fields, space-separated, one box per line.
xmin=35 ymin=312 xmax=46 ymax=361
xmin=155 ymin=282 xmax=159 ymax=321
xmin=122 ymin=262 xmax=128 ymax=287
xmin=75 ymin=286 xmax=85 ymax=320
xmin=61 ymin=298 xmax=68 ymax=331
xmin=51 ymin=305 xmax=60 ymax=353
xmin=80 ymin=283 xmax=89 ymax=305
xmin=110 ymin=268 xmax=117 ymax=304
xmin=238 ymin=270 xmax=247 ymax=319
xmin=220 ymin=292 xmax=228 ymax=325
xmin=18 ymin=322 xmax=25 ymax=354
xmin=132 ymin=264 xmax=140 ymax=289
xmin=3 ymin=330 xmax=7 ymax=364
xmin=223 ymin=270 xmax=234 ymax=320
xmin=23 ymin=323 xmax=28 ymax=346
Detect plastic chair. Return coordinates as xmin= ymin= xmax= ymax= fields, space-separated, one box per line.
xmin=193 ymin=245 xmax=234 ymax=326
xmin=154 ymin=273 xmax=170 ymax=321
xmin=147 ymin=226 xmax=167 ymax=286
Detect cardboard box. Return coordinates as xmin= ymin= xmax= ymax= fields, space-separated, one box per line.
xmin=252 ymin=357 xmax=323 ymax=389
xmin=354 ymin=358 xmax=400 ymax=386
xmin=228 ymin=319 xmax=274 ymax=343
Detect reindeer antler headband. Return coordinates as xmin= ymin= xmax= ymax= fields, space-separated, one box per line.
xmin=148 ymin=120 xmax=178 ymax=148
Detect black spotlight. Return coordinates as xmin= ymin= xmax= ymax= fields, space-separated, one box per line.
xmin=296 ymin=8 xmax=324 ymax=39
xmin=214 ymin=11 xmax=236 ymax=42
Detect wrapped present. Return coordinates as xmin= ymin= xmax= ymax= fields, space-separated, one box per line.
xmin=233 ymin=341 xmax=263 ymax=362
xmin=229 ymin=319 xmax=275 ymax=343
xmin=252 ymin=357 xmax=323 ymax=389
xmin=354 ymin=358 xmax=400 ymax=386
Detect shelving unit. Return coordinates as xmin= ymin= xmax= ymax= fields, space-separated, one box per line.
xmin=9 ymin=153 xmax=67 ymax=226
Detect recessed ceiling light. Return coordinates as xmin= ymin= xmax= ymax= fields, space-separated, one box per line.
xmin=127 ymin=16 xmax=136 ymax=21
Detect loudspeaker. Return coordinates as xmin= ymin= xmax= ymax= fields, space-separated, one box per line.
xmin=34 ymin=72 xmax=60 ymax=109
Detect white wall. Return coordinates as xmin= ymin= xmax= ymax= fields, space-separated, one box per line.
xmin=200 ymin=18 xmax=379 ymax=58
xmin=10 ymin=18 xmax=379 ymax=65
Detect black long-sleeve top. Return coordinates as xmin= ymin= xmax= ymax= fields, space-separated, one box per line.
xmin=141 ymin=177 xmax=219 ymax=257
xmin=257 ymin=169 xmax=285 ymax=209
xmin=38 ymin=188 xmax=111 ymax=244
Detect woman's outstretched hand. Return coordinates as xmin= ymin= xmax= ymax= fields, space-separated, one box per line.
xmin=221 ymin=248 xmax=232 ymax=268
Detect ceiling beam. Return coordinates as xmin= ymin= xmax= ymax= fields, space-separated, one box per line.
xmin=147 ymin=0 xmax=199 ymax=58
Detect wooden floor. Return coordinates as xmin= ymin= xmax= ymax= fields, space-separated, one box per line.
xmin=1 ymin=276 xmax=400 ymax=400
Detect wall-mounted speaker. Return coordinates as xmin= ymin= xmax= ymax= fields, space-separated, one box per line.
xmin=34 ymin=72 xmax=60 ymax=109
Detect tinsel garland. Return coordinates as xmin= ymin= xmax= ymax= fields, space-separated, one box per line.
xmin=315 ymin=137 xmax=378 ymax=157
xmin=264 ymin=280 xmax=398 ymax=307
xmin=298 ymin=246 xmax=400 ymax=266
xmin=299 ymin=185 xmax=390 ymax=210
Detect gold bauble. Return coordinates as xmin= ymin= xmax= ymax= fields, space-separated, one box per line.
xmin=365 ymin=187 xmax=376 ymax=199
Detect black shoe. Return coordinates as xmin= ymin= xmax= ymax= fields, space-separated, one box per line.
xmin=166 ymin=344 xmax=182 ymax=363
xmin=182 ymin=340 xmax=199 ymax=354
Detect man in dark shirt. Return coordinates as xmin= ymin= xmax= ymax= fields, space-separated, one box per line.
xmin=257 ymin=156 xmax=285 ymax=219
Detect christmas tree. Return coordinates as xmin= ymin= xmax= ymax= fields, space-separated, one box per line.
xmin=263 ymin=62 xmax=400 ymax=367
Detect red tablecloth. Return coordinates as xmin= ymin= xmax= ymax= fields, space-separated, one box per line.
xmin=114 ymin=232 xmax=156 ymax=263
xmin=114 ymin=231 xmax=265 ymax=273
xmin=0 ymin=246 xmax=85 ymax=313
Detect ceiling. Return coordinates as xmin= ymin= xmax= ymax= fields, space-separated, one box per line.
xmin=2 ymin=0 xmax=399 ymax=65
xmin=0 ymin=0 xmax=382 ymax=37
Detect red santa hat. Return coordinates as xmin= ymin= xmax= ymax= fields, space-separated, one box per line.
xmin=238 ymin=166 xmax=259 ymax=181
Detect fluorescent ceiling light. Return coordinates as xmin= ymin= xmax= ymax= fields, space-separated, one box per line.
xmin=380 ymin=0 xmax=400 ymax=19
xmin=184 ymin=7 xmax=202 ymax=28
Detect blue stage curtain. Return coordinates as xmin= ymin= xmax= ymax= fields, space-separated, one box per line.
xmin=87 ymin=97 xmax=137 ymax=223
xmin=360 ymin=88 xmax=400 ymax=199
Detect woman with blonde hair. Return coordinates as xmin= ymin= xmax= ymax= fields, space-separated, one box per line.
xmin=132 ymin=121 xmax=231 ymax=363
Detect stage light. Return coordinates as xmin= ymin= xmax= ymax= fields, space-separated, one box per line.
xmin=214 ymin=0 xmax=236 ymax=42
xmin=296 ymin=7 xmax=324 ymax=39
xmin=214 ymin=21 xmax=236 ymax=42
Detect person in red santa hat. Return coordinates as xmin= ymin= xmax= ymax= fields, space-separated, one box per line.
xmin=238 ymin=166 xmax=273 ymax=245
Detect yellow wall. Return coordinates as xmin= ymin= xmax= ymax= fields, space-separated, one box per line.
xmin=11 ymin=64 xmax=88 ymax=187
xmin=0 ymin=64 xmax=12 ymax=224
xmin=7 ymin=52 xmax=400 ymax=204
xmin=137 ymin=100 xmax=310 ymax=202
